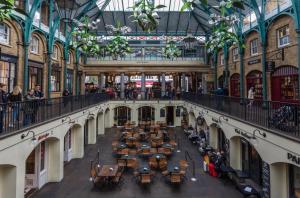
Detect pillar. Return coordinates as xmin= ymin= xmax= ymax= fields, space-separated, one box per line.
xmin=161 ymin=73 xmax=166 ymax=97
xmin=132 ymin=108 xmax=138 ymax=126
xmin=97 ymin=113 xmax=105 ymax=135
xmin=120 ymin=73 xmax=125 ymax=99
xmin=88 ymin=118 xmax=96 ymax=144
xmin=270 ymin=163 xmax=289 ymax=198
xmin=182 ymin=73 xmax=186 ymax=92
xmin=229 ymin=137 xmax=242 ymax=170
xmin=209 ymin=125 xmax=218 ymax=149
xmin=202 ymin=73 xmax=207 ymax=94
xmin=48 ymin=138 xmax=63 ymax=182
xmin=71 ymin=126 xmax=84 ymax=158
xmin=81 ymin=72 xmax=86 ymax=95
xmin=297 ymin=29 xmax=300 ymax=100
xmin=141 ymin=73 xmax=146 ymax=99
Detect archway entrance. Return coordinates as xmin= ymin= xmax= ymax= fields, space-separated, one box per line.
xmin=138 ymin=106 xmax=155 ymax=123
xmin=114 ymin=106 xmax=131 ymax=126
xmin=166 ymin=106 xmax=174 ymax=126
xmin=64 ymin=130 xmax=72 ymax=163
xmin=240 ymin=138 xmax=263 ymax=186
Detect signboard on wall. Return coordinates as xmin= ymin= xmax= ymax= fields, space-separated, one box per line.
xmin=248 ymin=59 xmax=261 ymax=65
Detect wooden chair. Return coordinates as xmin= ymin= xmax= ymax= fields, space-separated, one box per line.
xmin=112 ymin=166 xmax=124 ymax=184
xmin=127 ymin=158 xmax=138 ymax=168
xmin=162 ymin=170 xmax=169 ymax=176
xmin=159 ymin=159 xmax=168 ymax=170
xmin=170 ymin=173 xmax=182 ymax=183
xmin=140 ymin=174 xmax=151 ymax=184
xmin=149 ymin=158 xmax=158 ymax=169
xmin=117 ymin=148 xmax=129 ymax=155
xmin=169 ymin=140 xmax=177 ymax=147
xmin=164 ymin=148 xmax=173 ymax=156
xmin=117 ymin=159 xmax=126 ymax=167
xmin=150 ymin=148 xmax=157 ymax=154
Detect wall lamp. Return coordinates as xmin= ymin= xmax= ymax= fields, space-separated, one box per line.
xmin=218 ymin=115 xmax=229 ymax=122
xmin=21 ymin=130 xmax=37 ymax=144
xmin=252 ymin=129 xmax=266 ymax=138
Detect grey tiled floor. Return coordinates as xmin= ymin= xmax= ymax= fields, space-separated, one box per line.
xmin=34 ymin=128 xmax=242 ymax=198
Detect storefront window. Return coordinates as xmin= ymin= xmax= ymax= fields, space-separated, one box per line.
xmin=232 ymin=48 xmax=239 ymax=62
xmin=247 ymin=70 xmax=263 ymax=100
xmin=230 ymin=73 xmax=240 ymax=97
xmin=290 ymin=165 xmax=300 ymax=198
xmin=26 ymin=150 xmax=35 ymax=174
xmin=67 ymin=70 xmax=73 ymax=92
xmin=0 ymin=61 xmax=16 ymax=92
xmin=40 ymin=141 xmax=45 ymax=171
xmin=51 ymin=69 xmax=61 ymax=92
xmin=29 ymin=67 xmax=43 ymax=90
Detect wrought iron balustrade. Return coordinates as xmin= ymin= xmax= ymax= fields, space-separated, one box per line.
xmin=0 ymin=93 xmax=109 ymax=136
xmin=182 ymin=93 xmax=300 ymax=139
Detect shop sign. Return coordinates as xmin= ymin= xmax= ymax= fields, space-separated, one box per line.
xmin=287 ymin=153 xmax=300 ymax=165
xmin=248 ymin=59 xmax=261 ymax=65
xmin=0 ymin=53 xmax=18 ymax=63
xmin=38 ymin=133 xmax=49 ymax=141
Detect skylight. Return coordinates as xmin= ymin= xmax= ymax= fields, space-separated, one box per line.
xmin=101 ymin=0 xmax=185 ymax=12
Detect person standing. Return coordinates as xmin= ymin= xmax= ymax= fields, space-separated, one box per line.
xmin=0 ymin=83 xmax=7 ymax=133
xmin=62 ymin=89 xmax=70 ymax=108
xmin=247 ymin=87 xmax=255 ymax=107
xmin=33 ymin=84 xmax=44 ymax=121
xmin=23 ymin=90 xmax=36 ymax=126
xmin=34 ymin=84 xmax=44 ymax=99
xmin=8 ymin=86 xmax=22 ymax=127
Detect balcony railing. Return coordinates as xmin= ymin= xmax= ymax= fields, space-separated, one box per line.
xmin=182 ymin=93 xmax=300 ymax=139
xmin=0 ymin=93 xmax=109 ymax=136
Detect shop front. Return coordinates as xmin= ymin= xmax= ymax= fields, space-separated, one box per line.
xmin=289 ymin=164 xmax=300 ymax=198
xmin=138 ymin=106 xmax=155 ymax=123
xmin=241 ymin=138 xmax=263 ymax=186
xmin=246 ymin=70 xmax=263 ymax=100
xmin=64 ymin=130 xmax=72 ymax=162
xmin=230 ymin=73 xmax=240 ymax=97
xmin=29 ymin=60 xmax=43 ymax=90
xmin=0 ymin=53 xmax=17 ymax=92
xmin=114 ymin=106 xmax=131 ymax=126
xmin=271 ymin=66 xmax=299 ymax=103
xmin=217 ymin=128 xmax=229 ymax=165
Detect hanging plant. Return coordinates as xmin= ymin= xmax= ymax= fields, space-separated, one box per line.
xmin=180 ymin=0 xmax=243 ymax=11
xmin=205 ymin=0 xmax=245 ymax=52
xmin=0 ymin=0 xmax=28 ymax=21
xmin=71 ymin=16 xmax=102 ymax=56
xmin=130 ymin=0 xmax=166 ymax=32
xmin=162 ymin=40 xmax=181 ymax=60
xmin=105 ymin=23 xmax=132 ymax=60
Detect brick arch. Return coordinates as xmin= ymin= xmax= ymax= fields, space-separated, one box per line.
xmin=243 ymin=29 xmax=260 ymax=39
xmin=2 ymin=19 xmax=22 ymax=44
xmin=31 ymin=31 xmax=47 ymax=54
xmin=267 ymin=13 xmax=295 ymax=31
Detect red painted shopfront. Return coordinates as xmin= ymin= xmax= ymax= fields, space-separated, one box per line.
xmin=246 ymin=70 xmax=263 ymax=100
xmin=271 ymin=66 xmax=299 ymax=103
xmin=230 ymin=73 xmax=240 ymax=97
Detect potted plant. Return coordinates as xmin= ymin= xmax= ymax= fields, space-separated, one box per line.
xmin=130 ymin=0 xmax=166 ymax=32
xmin=162 ymin=40 xmax=181 ymax=60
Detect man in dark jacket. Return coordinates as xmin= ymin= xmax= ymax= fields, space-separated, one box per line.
xmin=0 ymin=83 xmax=8 ymax=133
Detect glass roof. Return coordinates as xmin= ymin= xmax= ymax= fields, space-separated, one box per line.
xmin=100 ymin=0 xmax=186 ymax=12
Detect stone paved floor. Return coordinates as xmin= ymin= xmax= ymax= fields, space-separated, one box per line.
xmin=34 ymin=128 xmax=242 ymax=198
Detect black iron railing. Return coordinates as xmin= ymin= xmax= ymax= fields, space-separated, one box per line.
xmin=0 ymin=93 xmax=109 ymax=135
xmin=182 ymin=93 xmax=300 ymax=138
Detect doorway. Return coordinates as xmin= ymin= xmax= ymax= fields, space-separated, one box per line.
xmin=166 ymin=106 xmax=174 ymax=126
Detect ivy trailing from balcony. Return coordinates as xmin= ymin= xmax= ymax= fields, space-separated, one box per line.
xmin=105 ymin=23 xmax=132 ymax=60
xmin=163 ymin=40 xmax=181 ymax=60
xmin=71 ymin=16 xmax=102 ymax=57
xmin=181 ymin=0 xmax=245 ymax=53
xmin=0 ymin=0 xmax=28 ymax=21
xmin=130 ymin=0 xmax=166 ymax=32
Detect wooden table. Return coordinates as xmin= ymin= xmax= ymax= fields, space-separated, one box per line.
xmin=98 ymin=165 xmax=119 ymax=177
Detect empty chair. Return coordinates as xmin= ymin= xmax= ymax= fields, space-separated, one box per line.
xmin=127 ymin=158 xmax=138 ymax=168
xmin=140 ymin=174 xmax=151 ymax=184
xmin=170 ymin=173 xmax=182 ymax=183
xmin=159 ymin=159 xmax=168 ymax=170
xmin=179 ymin=160 xmax=188 ymax=169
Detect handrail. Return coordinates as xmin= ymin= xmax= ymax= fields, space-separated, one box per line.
xmin=184 ymin=150 xmax=197 ymax=181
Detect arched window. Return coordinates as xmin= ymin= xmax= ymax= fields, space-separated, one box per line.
xmin=0 ymin=23 xmax=10 ymax=45
xmin=30 ymin=35 xmax=39 ymax=54
xmin=52 ymin=45 xmax=59 ymax=60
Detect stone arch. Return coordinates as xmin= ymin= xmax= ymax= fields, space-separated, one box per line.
xmin=0 ymin=164 xmax=17 ymax=198
xmin=113 ymin=106 xmax=132 ymax=126
xmin=96 ymin=111 xmax=105 ymax=135
xmin=188 ymin=111 xmax=196 ymax=128
xmin=244 ymin=29 xmax=260 ymax=39
xmin=137 ymin=106 xmax=155 ymax=123
xmin=104 ymin=108 xmax=110 ymax=129
xmin=64 ymin=124 xmax=84 ymax=159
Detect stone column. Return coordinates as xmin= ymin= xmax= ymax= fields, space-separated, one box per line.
xmin=120 ymin=73 xmax=125 ymax=99
xmin=141 ymin=73 xmax=146 ymax=99
xmin=100 ymin=73 xmax=105 ymax=91
xmin=161 ymin=73 xmax=166 ymax=97
xmin=202 ymin=73 xmax=207 ymax=94
xmin=182 ymin=73 xmax=186 ymax=92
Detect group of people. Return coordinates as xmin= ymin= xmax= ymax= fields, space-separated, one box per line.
xmin=0 ymin=84 xmax=45 ymax=132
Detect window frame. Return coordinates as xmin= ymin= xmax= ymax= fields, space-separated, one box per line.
xmin=277 ymin=25 xmax=290 ymax=48
xmin=250 ymin=38 xmax=259 ymax=56
xmin=220 ymin=54 xmax=225 ymax=66
xmin=30 ymin=35 xmax=39 ymax=54
xmin=0 ymin=23 xmax=10 ymax=45
xmin=52 ymin=45 xmax=59 ymax=60
xmin=232 ymin=48 xmax=239 ymax=62
xmin=50 ymin=69 xmax=61 ymax=92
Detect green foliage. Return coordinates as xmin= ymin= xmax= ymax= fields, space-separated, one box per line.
xmin=130 ymin=0 xmax=166 ymax=32
xmin=106 ymin=35 xmax=131 ymax=60
xmin=0 ymin=0 xmax=27 ymax=21
xmin=71 ymin=16 xmax=102 ymax=57
xmin=163 ymin=40 xmax=181 ymax=60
